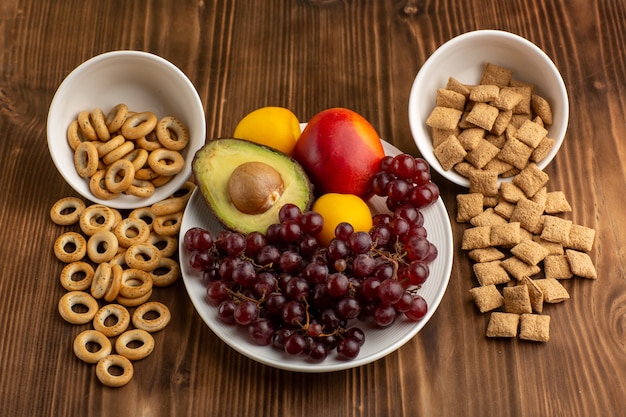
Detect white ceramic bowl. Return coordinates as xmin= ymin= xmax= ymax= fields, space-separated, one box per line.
xmin=408 ymin=30 xmax=569 ymax=188
xmin=47 ymin=51 xmax=206 ymax=209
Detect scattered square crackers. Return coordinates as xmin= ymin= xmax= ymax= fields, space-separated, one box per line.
xmin=456 ymin=159 xmax=597 ymax=343
xmin=427 ymin=63 xmax=555 ymax=180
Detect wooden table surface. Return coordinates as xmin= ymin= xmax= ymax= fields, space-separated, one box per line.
xmin=2 ymin=1 xmax=625 ymax=416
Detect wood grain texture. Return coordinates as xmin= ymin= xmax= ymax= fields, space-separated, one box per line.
xmin=2 ymin=1 xmax=626 ymax=416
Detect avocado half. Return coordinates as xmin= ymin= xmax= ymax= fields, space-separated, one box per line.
xmin=192 ymin=138 xmax=314 ymax=234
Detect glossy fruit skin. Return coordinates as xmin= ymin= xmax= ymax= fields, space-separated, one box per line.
xmin=311 ymin=192 xmax=373 ymax=247
xmin=233 ymin=106 xmax=301 ymax=155
xmin=293 ymin=108 xmax=385 ymax=197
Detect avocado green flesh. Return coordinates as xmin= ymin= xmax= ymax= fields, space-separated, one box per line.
xmin=192 ymin=138 xmax=313 ymax=234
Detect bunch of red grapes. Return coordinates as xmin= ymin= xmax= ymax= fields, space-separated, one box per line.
xmin=184 ymin=153 xmax=440 ymax=362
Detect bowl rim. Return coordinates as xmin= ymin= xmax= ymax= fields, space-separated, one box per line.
xmin=47 ymin=50 xmax=206 ymax=209
xmin=408 ymin=29 xmax=569 ymax=188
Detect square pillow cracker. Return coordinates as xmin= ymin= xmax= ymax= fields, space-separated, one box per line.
xmin=490 ymin=222 xmax=521 ymax=246
xmin=473 ymin=260 xmax=511 ymax=286
xmin=466 ymin=103 xmax=500 ymax=131
xmin=510 ymin=240 xmax=549 ymax=266
xmin=565 ymin=249 xmax=598 ymax=279
xmin=512 ymin=163 xmax=550 ymax=198
xmin=426 ymin=106 xmax=463 ymax=130
xmin=486 ymin=312 xmax=520 ymax=338
xmin=534 ymin=278 xmax=570 ymax=303
xmin=466 ymin=140 xmax=502 ymax=169
xmin=501 ymin=256 xmax=541 ymax=280
xmin=514 ymin=119 xmax=548 ymax=148
xmin=531 ymin=137 xmax=555 ymax=163
xmin=541 ymin=216 xmax=572 ymax=244
xmin=519 ymin=314 xmax=550 ymax=342
xmin=469 ymin=284 xmax=505 ymax=313
xmin=520 ymin=277 xmax=544 ymax=313
xmin=434 ymin=135 xmax=467 ymax=171
xmin=492 ymin=87 xmax=524 ymax=111
xmin=500 ymin=182 xmax=526 ymax=203
xmin=480 ymin=63 xmax=513 ymax=88
xmin=544 ymin=255 xmax=573 ymax=280
xmin=436 ymin=88 xmax=466 ymax=110
xmin=544 ymin=191 xmax=572 ymax=214
xmin=470 ymin=84 xmax=500 ymax=102
xmin=456 ymin=193 xmax=485 ymax=223
xmin=469 ymin=170 xmax=499 ymax=197
xmin=468 ymin=247 xmax=506 ymax=263
xmin=497 ymin=137 xmax=534 ymax=170
xmin=470 ymin=208 xmax=508 ymax=227
xmin=503 ymin=285 xmax=533 ymax=314
xmin=566 ymin=224 xmax=596 ymax=252
xmin=510 ymin=198 xmax=544 ymax=234
xmin=461 ymin=226 xmax=492 ymax=250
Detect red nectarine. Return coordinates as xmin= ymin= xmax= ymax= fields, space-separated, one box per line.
xmin=293 ymin=108 xmax=384 ymax=197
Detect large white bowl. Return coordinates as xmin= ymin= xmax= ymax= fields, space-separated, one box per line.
xmin=179 ymin=141 xmax=454 ymax=373
xmin=47 ymin=51 xmax=206 ymax=209
xmin=408 ymin=30 xmax=569 ymax=188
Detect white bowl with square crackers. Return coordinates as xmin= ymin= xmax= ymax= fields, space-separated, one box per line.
xmin=408 ymin=30 xmax=568 ymax=188
xmin=47 ymin=51 xmax=206 ymax=209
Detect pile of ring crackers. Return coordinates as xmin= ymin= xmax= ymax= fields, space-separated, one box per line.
xmin=427 ymin=63 xmax=597 ymax=342
xmin=70 ymin=104 xmax=189 ymax=199
xmin=50 ymin=181 xmax=194 ymax=387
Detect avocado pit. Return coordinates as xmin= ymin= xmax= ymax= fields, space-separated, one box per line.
xmin=228 ymin=161 xmax=284 ymax=214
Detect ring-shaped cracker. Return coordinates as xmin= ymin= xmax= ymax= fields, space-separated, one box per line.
xmin=122 ymin=148 xmax=149 ymax=172
xmin=102 ymin=140 xmax=135 ymax=166
xmin=171 ymin=180 xmax=196 ymax=201
xmin=90 ymin=108 xmax=111 ymax=141
xmin=121 ymin=111 xmax=157 ymax=139
xmin=125 ymin=179 xmax=155 ymax=198
xmin=129 ymin=207 xmax=156 ymax=230
xmin=74 ymin=141 xmax=99 ymax=178
xmin=67 ymin=120 xmax=86 ymax=151
xmin=91 ymin=262 xmax=113 ymax=299
xmin=119 ymin=268 xmax=153 ymax=298
xmin=73 ymin=329 xmax=112 ymax=364
xmin=105 ymin=103 xmax=129 ymax=133
xmin=58 ymin=290 xmax=99 ymax=324
xmin=153 ymin=211 xmax=183 ymax=236
xmin=132 ymin=301 xmax=171 ymax=333
xmin=147 ymin=233 xmax=177 ymax=258
xmin=114 ymin=218 xmax=150 ymax=248
xmin=134 ymin=167 xmax=160 ymax=180
xmin=116 ymin=288 xmax=153 ymax=307
xmin=156 ymin=116 xmax=189 ymax=151
xmin=50 ymin=196 xmax=86 ymax=226
xmin=96 ymin=354 xmax=134 ymax=387
xmin=60 ymin=261 xmax=95 ymax=291
xmin=115 ymin=329 xmax=155 ymax=361
xmin=124 ymin=243 xmax=161 ymax=272
xmin=150 ymin=257 xmax=181 ymax=287
xmin=104 ymin=263 xmax=124 ymax=302
xmin=150 ymin=175 xmax=174 ymax=188
xmin=97 ymin=134 xmax=125 ymax=157
xmin=93 ymin=303 xmax=131 ymax=337
xmin=77 ymin=110 xmax=98 ymax=140
xmin=147 ymin=148 xmax=184 ymax=177
xmin=150 ymin=197 xmax=187 ymax=216
xmin=54 ymin=232 xmax=87 ymax=263
xmin=105 ymin=159 xmax=135 ymax=193
xmin=109 ymin=251 xmax=127 ymax=269
xmin=136 ymin=131 xmax=162 ymax=151
xmin=87 ymin=230 xmax=119 ymax=263
xmin=80 ymin=204 xmax=116 ymax=236
xmin=89 ymin=170 xmax=119 ymax=200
